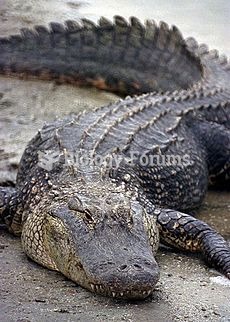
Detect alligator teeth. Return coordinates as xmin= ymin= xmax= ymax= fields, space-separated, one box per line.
xmin=112 ymin=292 xmax=116 ymax=297
xmin=120 ymin=292 xmax=124 ymax=297
xmin=147 ymin=290 xmax=152 ymax=296
xmin=90 ymin=284 xmax=95 ymax=291
xmin=142 ymin=291 xmax=147 ymax=295
xmin=95 ymin=285 xmax=99 ymax=292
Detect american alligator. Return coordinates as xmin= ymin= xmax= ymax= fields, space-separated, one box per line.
xmin=0 ymin=16 xmax=230 ymax=299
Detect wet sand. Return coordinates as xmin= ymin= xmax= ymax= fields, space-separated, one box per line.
xmin=0 ymin=1 xmax=230 ymax=321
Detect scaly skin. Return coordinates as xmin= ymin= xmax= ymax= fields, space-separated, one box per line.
xmin=0 ymin=16 xmax=230 ymax=299
xmin=0 ymin=16 xmax=203 ymax=94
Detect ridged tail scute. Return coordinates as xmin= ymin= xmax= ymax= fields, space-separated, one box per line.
xmin=185 ymin=37 xmax=230 ymax=89
xmin=0 ymin=16 xmax=203 ymax=95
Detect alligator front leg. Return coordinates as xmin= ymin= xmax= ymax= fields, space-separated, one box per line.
xmin=0 ymin=187 xmax=22 ymax=235
xmin=156 ymin=209 xmax=230 ymax=279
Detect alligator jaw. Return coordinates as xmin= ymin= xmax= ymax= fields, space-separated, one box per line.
xmin=89 ymin=283 xmax=155 ymax=299
xmin=81 ymin=254 xmax=160 ymax=299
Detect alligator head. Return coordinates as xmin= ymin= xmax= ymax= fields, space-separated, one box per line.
xmin=21 ymin=180 xmax=160 ymax=299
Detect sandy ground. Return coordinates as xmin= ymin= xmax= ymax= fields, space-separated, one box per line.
xmin=0 ymin=1 xmax=230 ymax=321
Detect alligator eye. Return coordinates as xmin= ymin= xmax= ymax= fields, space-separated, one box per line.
xmin=68 ymin=196 xmax=83 ymax=212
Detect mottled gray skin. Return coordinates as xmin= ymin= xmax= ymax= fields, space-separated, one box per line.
xmin=0 ymin=16 xmax=230 ymax=299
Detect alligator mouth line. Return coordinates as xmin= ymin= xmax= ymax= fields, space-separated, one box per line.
xmin=90 ymin=283 xmax=153 ymax=298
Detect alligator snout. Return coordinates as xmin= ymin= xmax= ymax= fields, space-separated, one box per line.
xmin=88 ymin=257 xmax=160 ymax=299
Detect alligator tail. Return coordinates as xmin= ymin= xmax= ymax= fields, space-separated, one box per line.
xmin=0 ymin=16 xmax=203 ymax=95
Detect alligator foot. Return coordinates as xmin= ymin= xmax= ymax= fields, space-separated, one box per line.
xmin=0 ymin=187 xmax=22 ymax=235
xmin=156 ymin=209 xmax=230 ymax=279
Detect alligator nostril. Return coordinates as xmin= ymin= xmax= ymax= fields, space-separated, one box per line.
xmin=120 ymin=264 xmax=128 ymax=270
xmin=133 ymin=264 xmax=142 ymax=270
